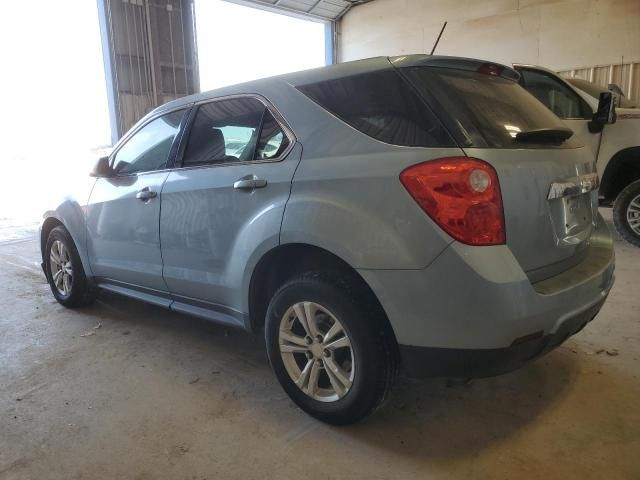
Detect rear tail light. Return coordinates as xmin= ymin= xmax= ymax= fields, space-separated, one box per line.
xmin=400 ymin=157 xmax=505 ymax=245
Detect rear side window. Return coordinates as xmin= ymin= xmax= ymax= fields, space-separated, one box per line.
xmin=256 ymin=110 xmax=290 ymax=160
xmin=296 ymin=70 xmax=454 ymax=147
xmin=183 ymin=98 xmax=263 ymax=166
xmin=182 ymin=97 xmax=291 ymax=167
xmin=403 ymin=67 xmax=580 ymax=149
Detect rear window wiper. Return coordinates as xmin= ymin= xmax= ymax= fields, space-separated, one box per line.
xmin=515 ymin=127 xmax=574 ymax=143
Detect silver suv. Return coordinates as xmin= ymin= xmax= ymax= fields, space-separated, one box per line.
xmin=41 ymin=55 xmax=615 ymax=424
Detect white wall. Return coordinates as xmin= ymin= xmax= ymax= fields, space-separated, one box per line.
xmin=338 ymin=0 xmax=640 ymax=71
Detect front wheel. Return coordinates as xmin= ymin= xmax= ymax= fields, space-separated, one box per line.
xmin=613 ymin=179 xmax=640 ymax=248
xmin=44 ymin=226 xmax=97 ymax=307
xmin=265 ymin=272 xmax=395 ymax=425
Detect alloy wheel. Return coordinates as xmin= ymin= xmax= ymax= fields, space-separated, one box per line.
xmin=626 ymin=193 xmax=640 ymax=235
xmin=278 ymin=301 xmax=354 ymax=402
xmin=50 ymin=240 xmax=73 ymax=297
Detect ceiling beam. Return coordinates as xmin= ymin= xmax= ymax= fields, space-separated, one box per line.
xmin=221 ymin=0 xmax=376 ymax=23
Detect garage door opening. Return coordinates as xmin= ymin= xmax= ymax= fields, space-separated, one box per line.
xmin=0 ymin=0 xmax=111 ymax=241
xmin=195 ymin=0 xmax=328 ymax=91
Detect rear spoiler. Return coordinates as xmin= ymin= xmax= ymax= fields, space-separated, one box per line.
xmin=389 ymin=55 xmax=520 ymax=82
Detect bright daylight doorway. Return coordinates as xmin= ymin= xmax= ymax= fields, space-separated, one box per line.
xmin=195 ymin=0 xmax=328 ymax=91
xmin=0 ymin=0 xmax=328 ymax=242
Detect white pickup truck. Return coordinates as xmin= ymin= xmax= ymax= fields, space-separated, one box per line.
xmin=514 ymin=64 xmax=640 ymax=247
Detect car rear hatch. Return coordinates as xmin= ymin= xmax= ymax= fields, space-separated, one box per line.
xmin=395 ymin=56 xmax=599 ymax=282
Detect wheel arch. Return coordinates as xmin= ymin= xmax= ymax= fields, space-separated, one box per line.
xmin=600 ymin=147 xmax=640 ymax=202
xmin=40 ymin=212 xmax=92 ymax=278
xmin=247 ymin=242 xmax=399 ymax=349
xmin=40 ymin=216 xmax=65 ymax=262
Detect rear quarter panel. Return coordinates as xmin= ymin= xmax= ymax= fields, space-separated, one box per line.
xmin=278 ymin=94 xmax=462 ymax=269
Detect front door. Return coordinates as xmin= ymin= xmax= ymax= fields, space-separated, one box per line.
xmin=86 ymin=109 xmax=187 ymax=291
xmin=159 ymin=96 xmax=300 ymax=314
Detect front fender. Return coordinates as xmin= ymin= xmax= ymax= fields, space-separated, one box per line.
xmin=41 ymin=180 xmax=95 ymax=277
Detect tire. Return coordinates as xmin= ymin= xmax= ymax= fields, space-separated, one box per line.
xmin=613 ymin=179 xmax=640 ymax=248
xmin=44 ymin=226 xmax=98 ymax=307
xmin=265 ymin=271 xmax=395 ymax=425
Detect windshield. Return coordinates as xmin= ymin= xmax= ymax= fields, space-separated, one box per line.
xmin=403 ymin=67 xmax=581 ymax=149
xmin=567 ymin=78 xmax=637 ymax=108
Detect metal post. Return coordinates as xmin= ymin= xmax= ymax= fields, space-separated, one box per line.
xmin=167 ymin=4 xmax=178 ymax=97
xmin=138 ymin=1 xmax=154 ymax=105
xmin=123 ymin=0 xmax=138 ymax=123
xmin=96 ymin=0 xmax=120 ymax=144
xmin=131 ymin=1 xmax=146 ymax=113
xmin=144 ymin=0 xmax=159 ymax=104
xmin=324 ymin=22 xmax=334 ymax=66
xmin=177 ymin=3 xmax=189 ymax=94
xmin=189 ymin=0 xmax=200 ymax=93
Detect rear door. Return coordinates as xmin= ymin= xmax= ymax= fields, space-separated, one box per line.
xmin=160 ymin=96 xmax=300 ymax=316
xmin=402 ymin=65 xmax=599 ymax=281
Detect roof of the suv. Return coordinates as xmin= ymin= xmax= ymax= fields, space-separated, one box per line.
xmin=149 ymin=55 xmax=516 ymax=118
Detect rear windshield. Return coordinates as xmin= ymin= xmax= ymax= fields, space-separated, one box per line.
xmin=296 ymin=70 xmax=455 ymax=148
xmin=402 ymin=67 xmax=580 ymax=149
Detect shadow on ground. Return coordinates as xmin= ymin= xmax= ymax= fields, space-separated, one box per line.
xmin=80 ymin=288 xmax=579 ymax=461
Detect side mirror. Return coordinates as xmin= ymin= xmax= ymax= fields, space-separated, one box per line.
xmin=90 ymin=156 xmax=114 ymax=177
xmin=588 ymin=91 xmax=617 ymax=133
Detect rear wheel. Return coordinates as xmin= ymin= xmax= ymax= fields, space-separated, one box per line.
xmin=613 ymin=179 xmax=640 ymax=247
xmin=265 ymin=272 xmax=395 ymax=425
xmin=45 ymin=226 xmax=97 ymax=307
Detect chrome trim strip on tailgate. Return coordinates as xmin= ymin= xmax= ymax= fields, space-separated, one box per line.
xmin=548 ymin=173 xmax=599 ymax=200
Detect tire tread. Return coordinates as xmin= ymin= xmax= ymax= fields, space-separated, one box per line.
xmin=613 ymin=179 xmax=640 ymax=248
xmin=265 ymin=270 xmax=396 ymax=425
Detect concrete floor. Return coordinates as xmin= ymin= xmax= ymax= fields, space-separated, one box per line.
xmin=1 ymin=209 xmax=639 ymax=480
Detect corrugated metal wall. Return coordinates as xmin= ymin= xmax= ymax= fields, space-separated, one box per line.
xmin=99 ymin=0 xmax=199 ymax=141
xmin=559 ymin=60 xmax=639 ymax=106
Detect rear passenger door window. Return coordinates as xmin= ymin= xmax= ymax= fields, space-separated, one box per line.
xmin=181 ymin=97 xmax=290 ymax=167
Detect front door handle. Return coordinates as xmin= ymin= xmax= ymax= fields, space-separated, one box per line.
xmin=136 ymin=188 xmax=157 ymax=200
xmin=233 ymin=175 xmax=267 ymax=190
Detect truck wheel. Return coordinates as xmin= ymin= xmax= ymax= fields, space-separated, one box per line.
xmin=265 ymin=271 xmax=395 ymax=425
xmin=613 ymin=179 xmax=640 ymax=247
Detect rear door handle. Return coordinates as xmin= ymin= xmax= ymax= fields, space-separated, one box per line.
xmin=233 ymin=176 xmax=267 ymax=190
xmin=136 ymin=188 xmax=157 ymax=200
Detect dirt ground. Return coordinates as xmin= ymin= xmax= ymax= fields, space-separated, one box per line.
xmin=1 ymin=209 xmax=639 ymax=480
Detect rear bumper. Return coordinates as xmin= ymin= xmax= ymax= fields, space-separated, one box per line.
xmin=358 ymin=212 xmax=615 ymax=378
xmin=399 ymin=295 xmax=607 ymax=378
